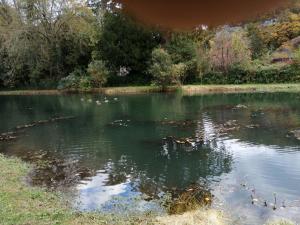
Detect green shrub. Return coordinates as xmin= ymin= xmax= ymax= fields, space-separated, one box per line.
xmin=199 ymin=64 xmax=300 ymax=84
xmin=78 ymin=76 xmax=92 ymax=91
xmin=165 ymin=33 xmax=198 ymax=83
xmin=57 ymin=74 xmax=80 ymax=90
xmin=171 ymin=63 xmax=187 ymax=83
xmin=57 ymin=68 xmax=89 ymax=90
xmin=293 ymin=48 xmax=300 ymax=65
xmin=149 ymin=48 xmax=177 ymax=89
xmin=87 ymin=60 xmax=110 ymax=87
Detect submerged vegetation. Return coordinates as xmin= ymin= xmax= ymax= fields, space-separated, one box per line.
xmin=1 ymin=1 xmax=300 ymax=90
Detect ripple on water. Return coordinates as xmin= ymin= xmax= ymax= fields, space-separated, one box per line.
xmin=1 ymin=93 xmax=300 ymax=224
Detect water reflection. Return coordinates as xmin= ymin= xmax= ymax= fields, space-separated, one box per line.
xmin=1 ymin=93 xmax=300 ymax=224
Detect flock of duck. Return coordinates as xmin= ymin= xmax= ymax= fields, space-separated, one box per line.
xmin=80 ymin=97 xmax=118 ymax=106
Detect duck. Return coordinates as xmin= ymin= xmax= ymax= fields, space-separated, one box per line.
xmin=88 ymin=99 xmax=92 ymax=103
xmin=272 ymin=193 xmax=277 ymax=210
xmin=251 ymin=189 xmax=258 ymax=205
xmin=96 ymin=100 xmax=101 ymax=105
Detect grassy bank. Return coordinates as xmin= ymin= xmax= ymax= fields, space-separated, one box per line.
xmin=181 ymin=84 xmax=300 ymax=95
xmin=1 ymin=84 xmax=300 ymax=96
xmin=0 ymin=86 xmax=164 ymax=96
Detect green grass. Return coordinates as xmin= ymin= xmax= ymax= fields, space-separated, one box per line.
xmin=182 ymin=83 xmax=300 ymax=95
xmin=0 ymin=90 xmax=61 ymax=96
xmin=1 ymin=83 xmax=300 ymax=96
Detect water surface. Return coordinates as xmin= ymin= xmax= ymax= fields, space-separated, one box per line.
xmin=1 ymin=92 xmax=300 ymax=224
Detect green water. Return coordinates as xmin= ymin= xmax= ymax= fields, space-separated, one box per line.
xmin=1 ymin=92 xmax=300 ymax=224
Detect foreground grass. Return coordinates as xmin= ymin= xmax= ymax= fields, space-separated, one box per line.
xmin=1 ymin=83 xmax=300 ymax=96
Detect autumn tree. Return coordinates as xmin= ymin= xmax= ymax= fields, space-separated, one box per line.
xmin=209 ymin=27 xmax=252 ymax=73
xmin=261 ymin=12 xmax=300 ymax=50
xmin=0 ymin=0 xmax=95 ymax=87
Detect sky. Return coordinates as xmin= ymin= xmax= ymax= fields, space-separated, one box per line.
xmin=117 ymin=0 xmax=292 ymax=29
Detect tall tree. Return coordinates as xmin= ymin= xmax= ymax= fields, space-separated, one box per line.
xmin=0 ymin=0 xmax=95 ymax=87
xmin=209 ymin=27 xmax=251 ymax=72
xmin=165 ymin=33 xmax=198 ymax=83
xmin=94 ymin=11 xmax=162 ymax=84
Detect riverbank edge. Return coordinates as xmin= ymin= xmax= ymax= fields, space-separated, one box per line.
xmin=1 ymin=84 xmax=300 ymax=96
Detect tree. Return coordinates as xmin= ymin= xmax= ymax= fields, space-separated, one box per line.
xmin=209 ymin=28 xmax=252 ymax=72
xmin=261 ymin=12 xmax=300 ymax=50
xmin=87 ymin=60 xmax=109 ymax=87
xmin=247 ymin=23 xmax=268 ymax=59
xmin=165 ymin=33 xmax=198 ymax=83
xmin=149 ymin=47 xmax=185 ymax=90
xmin=94 ymin=11 xmax=162 ymax=83
xmin=0 ymin=0 xmax=95 ymax=87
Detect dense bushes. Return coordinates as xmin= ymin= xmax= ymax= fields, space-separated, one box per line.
xmin=200 ymin=64 xmax=300 ymax=84
xmin=57 ymin=69 xmax=88 ymax=90
xmin=58 ymin=60 xmax=111 ymax=90
xmin=165 ymin=33 xmax=198 ymax=83
xmin=0 ymin=0 xmax=94 ymax=88
xmin=149 ymin=48 xmax=187 ymax=89
xmin=87 ymin=60 xmax=109 ymax=87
